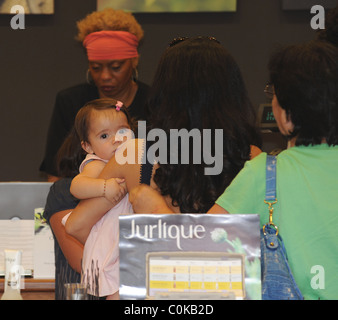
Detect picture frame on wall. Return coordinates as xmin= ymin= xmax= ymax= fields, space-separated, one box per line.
xmin=97 ymin=0 xmax=237 ymax=13
xmin=0 ymin=0 xmax=54 ymax=14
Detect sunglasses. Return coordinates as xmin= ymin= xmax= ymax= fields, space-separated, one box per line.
xmin=264 ymin=83 xmax=274 ymax=100
xmin=168 ymin=36 xmax=220 ymax=47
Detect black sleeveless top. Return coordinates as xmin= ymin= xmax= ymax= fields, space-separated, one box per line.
xmin=139 ymin=140 xmax=154 ymax=185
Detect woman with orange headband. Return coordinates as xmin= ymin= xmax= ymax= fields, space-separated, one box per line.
xmin=40 ymin=8 xmax=150 ymax=182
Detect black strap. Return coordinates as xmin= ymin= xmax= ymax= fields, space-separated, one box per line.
xmin=139 ymin=140 xmax=154 ymax=186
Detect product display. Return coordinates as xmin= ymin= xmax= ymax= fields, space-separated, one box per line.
xmin=1 ymin=249 xmax=23 ymax=300
xmin=119 ymin=214 xmax=261 ymax=300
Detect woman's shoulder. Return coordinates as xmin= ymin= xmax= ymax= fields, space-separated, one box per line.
xmin=236 ymin=151 xmax=268 ymax=182
xmin=247 ymin=151 xmax=267 ymax=167
xmin=112 ymin=139 xmax=152 ymax=189
xmin=114 ymin=138 xmax=146 ymax=165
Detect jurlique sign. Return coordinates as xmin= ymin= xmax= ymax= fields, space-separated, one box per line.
xmin=119 ymin=213 xmax=261 ymax=300
xmin=123 ymin=218 xmax=206 ymax=250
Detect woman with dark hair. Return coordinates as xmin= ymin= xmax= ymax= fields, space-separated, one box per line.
xmin=147 ymin=36 xmax=261 ymax=213
xmin=65 ymin=36 xmax=262 ymax=243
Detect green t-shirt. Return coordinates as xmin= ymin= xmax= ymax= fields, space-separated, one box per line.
xmin=216 ymin=144 xmax=338 ymax=300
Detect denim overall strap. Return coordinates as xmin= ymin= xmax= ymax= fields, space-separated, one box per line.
xmin=261 ymin=154 xmax=304 ymax=300
xmin=265 ymin=155 xmax=277 ymax=201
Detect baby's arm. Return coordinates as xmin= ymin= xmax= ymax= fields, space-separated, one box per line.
xmin=70 ymin=160 xmax=126 ymax=202
xmin=66 ymin=139 xmax=143 ymax=244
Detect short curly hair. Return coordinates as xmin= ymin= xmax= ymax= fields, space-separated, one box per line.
xmin=76 ymin=8 xmax=144 ymax=45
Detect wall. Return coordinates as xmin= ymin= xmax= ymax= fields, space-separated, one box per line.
xmin=0 ymin=0 xmax=322 ymax=181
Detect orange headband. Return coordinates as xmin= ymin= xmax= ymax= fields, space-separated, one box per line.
xmin=83 ymin=31 xmax=139 ymax=61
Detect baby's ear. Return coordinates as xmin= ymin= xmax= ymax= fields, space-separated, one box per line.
xmin=81 ymin=141 xmax=93 ymax=154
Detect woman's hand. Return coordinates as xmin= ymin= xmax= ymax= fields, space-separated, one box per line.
xmin=129 ymin=184 xmax=174 ymax=214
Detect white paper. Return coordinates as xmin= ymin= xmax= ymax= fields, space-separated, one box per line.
xmin=0 ymin=219 xmax=34 ymax=275
xmin=33 ymin=208 xmax=55 ymax=279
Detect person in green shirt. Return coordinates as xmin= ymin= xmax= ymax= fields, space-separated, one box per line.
xmin=211 ymin=40 xmax=338 ymax=299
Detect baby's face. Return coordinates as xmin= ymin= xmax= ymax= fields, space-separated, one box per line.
xmin=83 ymin=109 xmax=133 ymax=160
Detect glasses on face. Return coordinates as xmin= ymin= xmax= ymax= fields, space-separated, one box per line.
xmin=168 ymin=36 xmax=220 ymax=47
xmin=264 ymin=83 xmax=274 ymax=100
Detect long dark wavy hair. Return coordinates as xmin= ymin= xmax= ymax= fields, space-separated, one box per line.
xmin=147 ymin=37 xmax=261 ymax=213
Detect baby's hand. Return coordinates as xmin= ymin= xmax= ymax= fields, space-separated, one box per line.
xmin=104 ymin=178 xmax=127 ymax=204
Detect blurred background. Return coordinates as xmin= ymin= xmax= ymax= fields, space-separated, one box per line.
xmin=0 ymin=0 xmax=334 ymax=181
